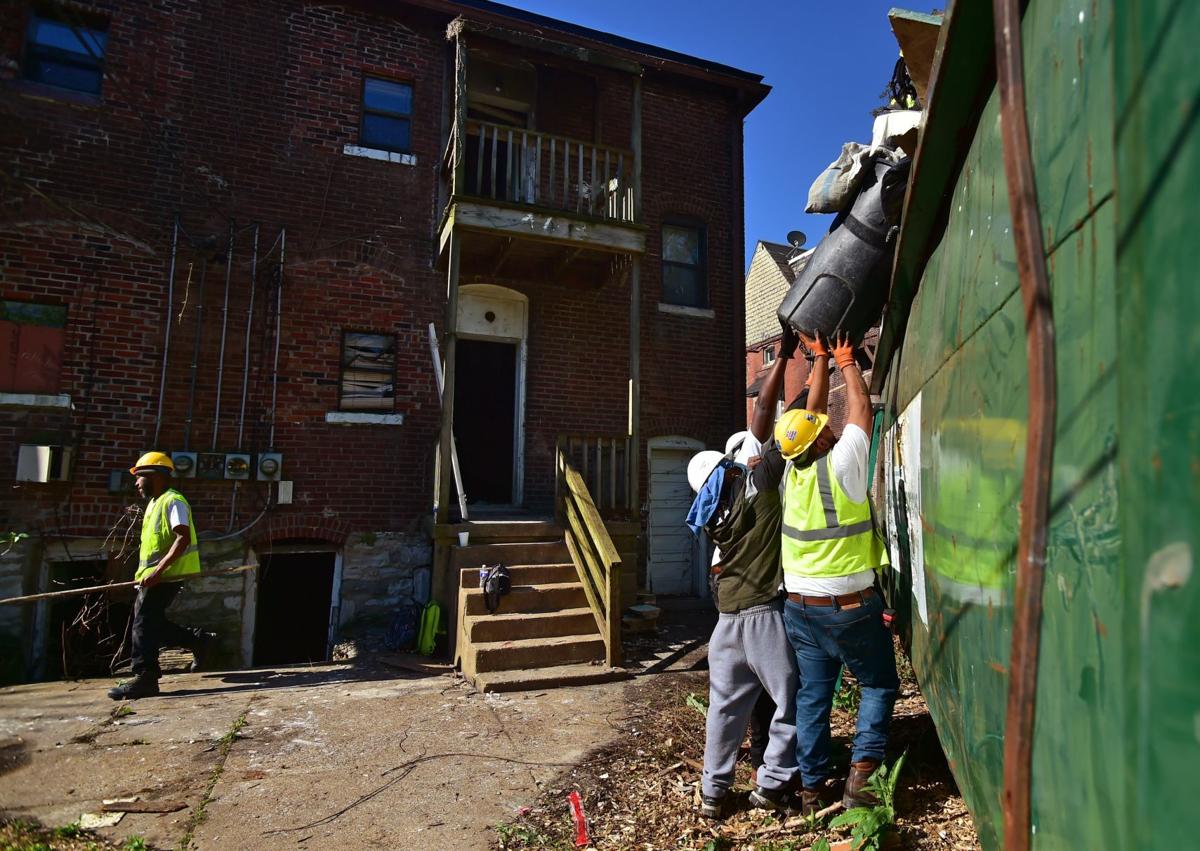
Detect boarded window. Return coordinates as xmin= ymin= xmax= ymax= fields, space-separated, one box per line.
xmin=360 ymin=77 xmax=413 ymax=153
xmin=340 ymin=331 xmax=395 ymax=411
xmin=24 ymin=11 xmax=108 ymax=95
xmin=662 ymin=223 xmax=707 ymax=308
xmin=1 ymin=301 xmax=67 ymax=394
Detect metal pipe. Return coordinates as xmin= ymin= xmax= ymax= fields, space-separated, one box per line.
xmin=269 ymin=228 xmax=285 ymax=448
xmin=182 ymin=261 xmax=208 ymax=451
xmin=994 ymin=1 xmax=1058 ymax=848
xmin=211 ymin=221 xmax=235 ymax=450
xmin=237 ymin=224 xmax=260 ymax=447
xmin=153 ymin=215 xmax=180 ymax=447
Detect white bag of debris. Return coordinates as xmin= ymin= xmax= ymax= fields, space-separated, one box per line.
xmin=805 ymin=142 xmax=871 ymax=214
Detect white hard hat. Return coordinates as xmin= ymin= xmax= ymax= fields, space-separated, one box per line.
xmin=687 ymin=450 xmax=725 ymax=494
xmin=725 ymin=430 xmax=750 ymax=456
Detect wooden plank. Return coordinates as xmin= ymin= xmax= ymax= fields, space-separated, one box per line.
xmin=590 ymin=146 xmax=598 ymax=215
xmin=562 ymin=525 xmax=609 ymax=643
xmin=563 ymin=139 xmax=570 ymax=210
xmin=506 ymin=128 xmax=515 ymax=202
xmin=564 ymin=498 xmax=607 ymax=595
xmin=888 ymin=9 xmax=944 ymax=104
xmin=628 ymin=256 xmax=641 ymax=511
xmin=490 ymin=124 xmax=498 ymax=199
xmin=475 ymin=120 xmax=484 ymax=194
xmin=577 ymin=144 xmax=584 ymax=213
xmin=632 ymin=75 xmax=642 ymax=221
xmin=561 ymin=462 xmax=622 ymax=566
xmin=610 ymin=437 xmax=617 ymax=510
xmin=436 ymin=231 xmax=462 ymax=524
xmin=534 ymin=133 xmax=542 ymax=205
xmin=453 ymin=33 xmax=468 ymax=196
xmin=549 ymin=137 xmax=557 ymax=206
xmin=449 ymin=201 xmax=646 ymax=254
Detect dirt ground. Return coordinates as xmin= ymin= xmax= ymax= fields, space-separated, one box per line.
xmin=1 ymin=613 xmax=980 ymax=851
xmin=492 ymin=640 xmax=981 ymax=851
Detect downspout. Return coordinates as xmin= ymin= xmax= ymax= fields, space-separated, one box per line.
xmin=153 ymin=215 xmax=180 ymax=447
xmin=994 ymin=1 xmax=1058 ymax=848
xmin=182 ymin=260 xmax=208 ymax=451
xmin=269 ymin=228 xmax=285 ymax=448
xmin=211 ymin=221 xmax=235 ymax=449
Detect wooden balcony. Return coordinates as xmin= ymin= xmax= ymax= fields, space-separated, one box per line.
xmin=439 ymin=119 xmax=645 ymax=280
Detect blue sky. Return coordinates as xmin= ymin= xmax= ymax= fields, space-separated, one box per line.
xmin=500 ymin=0 xmax=927 ymax=269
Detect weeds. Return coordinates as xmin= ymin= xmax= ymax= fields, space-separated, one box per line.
xmin=833 ymin=678 xmax=861 ymax=715
xmin=495 ymin=822 xmax=562 ymax=849
xmin=826 ymin=750 xmax=907 ymax=851
xmin=685 ymin=692 xmax=709 ymax=718
xmin=122 ymin=837 xmax=148 ymax=851
xmin=110 ymin=705 xmax=134 ymax=720
xmin=52 ymin=821 xmax=84 ymax=838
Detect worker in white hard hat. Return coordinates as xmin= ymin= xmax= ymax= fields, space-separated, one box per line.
xmin=776 ymin=333 xmax=896 ymax=814
xmin=687 ymin=322 xmax=804 ymax=820
xmin=108 ymin=452 xmax=215 ymax=701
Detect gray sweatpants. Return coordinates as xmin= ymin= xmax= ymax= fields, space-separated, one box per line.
xmin=702 ymin=600 xmax=799 ymax=797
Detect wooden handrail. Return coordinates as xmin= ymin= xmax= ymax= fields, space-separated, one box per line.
xmin=556 ymin=433 xmax=633 ymax=517
xmin=557 ymin=449 xmax=623 ymax=667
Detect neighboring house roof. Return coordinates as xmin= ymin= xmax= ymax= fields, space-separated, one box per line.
xmin=744 ymin=241 xmax=797 ymax=346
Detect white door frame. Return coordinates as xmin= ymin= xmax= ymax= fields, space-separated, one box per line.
xmin=646 ymin=436 xmax=706 ymax=596
xmin=457 ymin=284 xmax=529 ymax=506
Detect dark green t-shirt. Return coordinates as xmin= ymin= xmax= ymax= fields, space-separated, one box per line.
xmin=706 ymin=443 xmax=786 ymax=613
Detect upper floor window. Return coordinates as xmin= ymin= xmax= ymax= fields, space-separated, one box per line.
xmin=24 ymin=10 xmax=108 ymax=95
xmin=340 ymin=331 xmax=396 ymax=411
xmin=762 ymin=346 xmax=775 ymax=368
xmin=360 ymin=76 xmax=413 ymax=153
xmin=1 ymin=300 xmax=67 ymax=394
xmin=661 ymin=223 xmax=707 ymax=309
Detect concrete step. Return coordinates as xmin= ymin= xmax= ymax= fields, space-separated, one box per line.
xmin=466 ymin=633 xmax=606 ymax=674
xmin=461 ymin=582 xmax=587 ymax=616
xmin=452 ymin=540 xmax=570 ymax=570
xmin=472 ymin=662 xmax=632 ymax=693
xmin=464 ymin=607 xmax=600 ymax=643
xmin=459 ymin=563 xmax=577 ymax=588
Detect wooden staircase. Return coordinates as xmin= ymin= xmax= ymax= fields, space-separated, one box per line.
xmin=455 ymin=536 xmax=630 ymax=692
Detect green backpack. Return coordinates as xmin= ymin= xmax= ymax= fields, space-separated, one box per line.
xmin=416 ymin=600 xmax=445 ymax=656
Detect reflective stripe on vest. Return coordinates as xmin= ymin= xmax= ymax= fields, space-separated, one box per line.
xmin=781 ymin=454 xmax=887 ymax=578
xmin=136 ymin=489 xmax=202 ymax=582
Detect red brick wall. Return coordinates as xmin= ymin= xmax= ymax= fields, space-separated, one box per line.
xmin=0 ymin=0 xmax=753 ymax=536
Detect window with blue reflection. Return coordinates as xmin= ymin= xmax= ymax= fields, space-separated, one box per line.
xmin=24 ymin=13 xmax=108 ymax=96
xmin=360 ymin=77 xmax=413 ymax=153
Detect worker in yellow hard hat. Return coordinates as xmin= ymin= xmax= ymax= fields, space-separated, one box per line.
xmin=108 ymin=452 xmax=214 ymax=700
xmin=776 ymin=333 xmax=896 ymax=813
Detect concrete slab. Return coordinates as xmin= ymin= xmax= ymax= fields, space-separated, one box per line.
xmin=0 ymin=662 xmax=628 ymax=849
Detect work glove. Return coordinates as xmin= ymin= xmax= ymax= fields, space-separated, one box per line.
xmin=800 ymin=331 xmax=829 ymax=358
xmin=832 ymin=333 xmax=857 ymax=371
xmin=778 ymin=323 xmax=800 ymax=359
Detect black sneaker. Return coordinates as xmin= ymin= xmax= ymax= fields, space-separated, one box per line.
xmin=107 ymin=673 xmax=160 ymax=701
xmin=748 ymin=785 xmax=800 ymax=815
xmin=699 ymin=794 xmax=725 ymax=820
xmin=190 ymin=631 xmax=218 ymax=673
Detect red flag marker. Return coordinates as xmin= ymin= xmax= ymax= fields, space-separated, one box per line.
xmin=567 ymin=790 xmax=589 ymax=847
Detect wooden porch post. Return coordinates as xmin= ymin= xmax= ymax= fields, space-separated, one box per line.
xmin=452 ymin=33 xmax=468 ymax=196
xmin=628 ymin=74 xmax=643 ymax=513
xmin=437 ymin=231 xmax=462 ymax=524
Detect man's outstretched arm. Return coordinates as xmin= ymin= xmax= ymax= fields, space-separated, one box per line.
xmin=749 ymin=323 xmax=799 ymax=442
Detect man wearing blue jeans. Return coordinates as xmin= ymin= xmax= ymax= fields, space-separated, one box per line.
xmin=774 ymin=333 xmax=898 ymax=813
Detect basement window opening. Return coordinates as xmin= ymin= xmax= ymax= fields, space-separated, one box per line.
xmin=23 ymin=9 xmax=108 ymax=95
xmin=360 ymin=76 xmax=413 ymax=154
xmin=339 ymin=331 xmax=396 ymax=412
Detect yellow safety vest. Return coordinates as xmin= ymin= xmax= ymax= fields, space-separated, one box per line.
xmin=136 ymin=489 xmax=201 ymax=583
xmin=781 ymin=454 xmax=888 ymax=578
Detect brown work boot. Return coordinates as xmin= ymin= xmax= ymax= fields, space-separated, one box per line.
xmin=842 ymin=759 xmax=882 ymax=810
xmin=798 ymin=777 xmax=841 ymax=817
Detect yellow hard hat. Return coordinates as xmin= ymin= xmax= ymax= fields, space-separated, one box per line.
xmin=774 ymin=409 xmax=829 ymax=460
xmin=130 ymin=451 xmax=175 ymax=476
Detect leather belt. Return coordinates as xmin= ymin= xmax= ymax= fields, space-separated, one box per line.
xmin=787 ymin=587 xmax=875 ymax=609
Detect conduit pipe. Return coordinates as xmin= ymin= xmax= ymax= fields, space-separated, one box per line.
xmin=211 ymin=221 xmax=235 ymax=450
xmin=994 ymin=1 xmax=1058 ymax=848
xmin=182 ymin=260 xmax=208 ymax=451
xmin=269 ymin=228 xmax=285 ymax=448
xmin=153 ymin=215 xmax=180 ymax=447
xmin=237 ymin=224 xmax=260 ymax=447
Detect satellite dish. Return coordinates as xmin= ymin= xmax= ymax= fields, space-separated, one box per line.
xmin=786 ymin=230 xmax=807 ymax=249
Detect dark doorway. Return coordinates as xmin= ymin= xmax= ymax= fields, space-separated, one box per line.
xmin=45 ymin=559 xmax=132 ymax=680
xmin=454 ymin=338 xmax=517 ymax=505
xmin=253 ymin=551 xmax=336 ymax=666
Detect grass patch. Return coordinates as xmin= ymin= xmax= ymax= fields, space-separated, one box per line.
xmin=176 ymin=710 xmax=248 ymax=851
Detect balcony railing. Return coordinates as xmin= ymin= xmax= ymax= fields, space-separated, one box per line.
xmin=451 ymin=119 xmax=637 ymax=224
xmin=556 ymin=434 xmax=633 ymax=519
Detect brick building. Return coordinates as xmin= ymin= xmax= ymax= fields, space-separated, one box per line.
xmin=0 ymin=0 xmax=767 ymax=683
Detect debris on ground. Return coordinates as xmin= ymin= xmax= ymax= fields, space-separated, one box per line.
xmin=0 ymin=818 xmax=149 ymax=850
xmin=493 ymin=643 xmax=981 ymax=850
